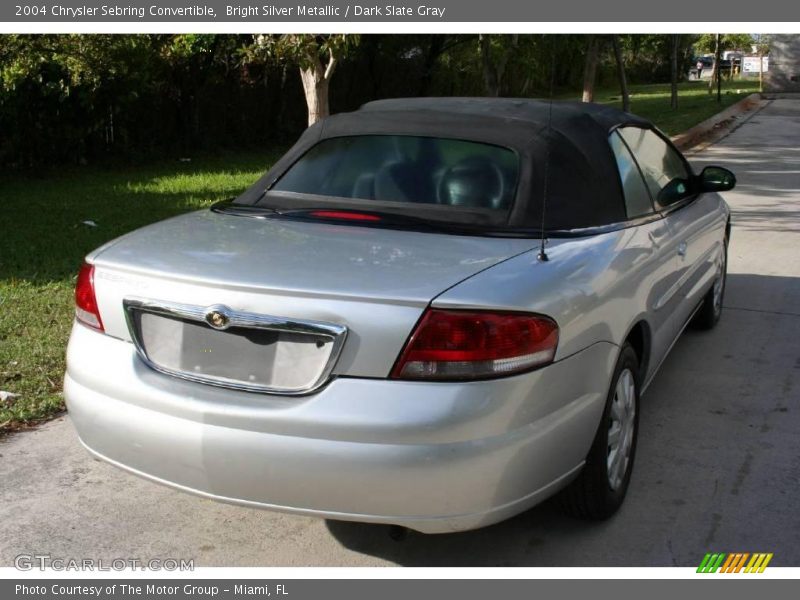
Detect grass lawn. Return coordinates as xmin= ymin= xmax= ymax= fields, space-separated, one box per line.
xmin=562 ymin=79 xmax=761 ymax=135
xmin=0 ymin=79 xmax=761 ymax=432
xmin=0 ymin=152 xmax=278 ymax=431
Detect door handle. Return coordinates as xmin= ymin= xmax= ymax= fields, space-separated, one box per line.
xmin=677 ymin=241 xmax=688 ymax=257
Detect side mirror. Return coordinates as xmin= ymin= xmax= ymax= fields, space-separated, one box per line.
xmin=698 ymin=166 xmax=736 ymax=193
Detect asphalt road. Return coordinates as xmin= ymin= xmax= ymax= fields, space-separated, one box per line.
xmin=1 ymin=100 xmax=799 ymax=567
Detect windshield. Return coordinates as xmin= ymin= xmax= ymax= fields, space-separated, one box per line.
xmin=270 ymin=135 xmax=519 ymax=213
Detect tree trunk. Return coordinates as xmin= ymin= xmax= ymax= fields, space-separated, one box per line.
xmin=479 ymin=34 xmax=500 ymax=97
xmin=274 ymin=63 xmax=289 ymax=135
xmin=670 ymin=34 xmax=679 ymax=110
xmin=299 ymin=47 xmax=337 ymax=126
xmin=418 ymin=34 xmax=445 ymax=96
xmin=707 ymin=59 xmax=718 ymax=94
xmin=582 ymin=35 xmax=600 ymax=103
xmin=478 ymin=34 xmax=518 ymax=97
xmin=709 ymin=34 xmax=720 ymax=95
xmin=611 ymin=35 xmax=630 ymax=112
xmin=300 ymin=65 xmax=330 ymax=126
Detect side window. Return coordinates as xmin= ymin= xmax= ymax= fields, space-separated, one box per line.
xmin=609 ymin=131 xmax=653 ymax=219
xmin=619 ymin=127 xmax=691 ymax=207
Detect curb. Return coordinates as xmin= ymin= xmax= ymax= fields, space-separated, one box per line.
xmin=671 ymin=92 xmax=767 ymax=152
xmin=761 ymin=92 xmax=800 ymax=99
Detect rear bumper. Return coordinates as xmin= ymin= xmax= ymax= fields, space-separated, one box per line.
xmin=65 ymin=323 xmax=616 ymax=533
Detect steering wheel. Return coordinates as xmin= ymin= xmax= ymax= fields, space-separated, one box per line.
xmin=436 ymin=157 xmax=506 ymax=209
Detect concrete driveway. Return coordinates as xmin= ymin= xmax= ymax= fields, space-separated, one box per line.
xmin=1 ymin=99 xmax=798 ymax=567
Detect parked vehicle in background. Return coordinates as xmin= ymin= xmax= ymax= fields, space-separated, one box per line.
xmin=65 ymin=98 xmax=735 ymax=533
xmin=695 ymin=56 xmax=714 ymax=69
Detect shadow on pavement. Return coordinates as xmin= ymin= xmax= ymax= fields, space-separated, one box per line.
xmin=324 ymin=498 xmax=597 ymax=567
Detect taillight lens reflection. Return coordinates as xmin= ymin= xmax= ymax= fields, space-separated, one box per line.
xmin=391 ymin=309 xmax=558 ymax=381
xmin=75 ymin=262 xmax=104 ymax=332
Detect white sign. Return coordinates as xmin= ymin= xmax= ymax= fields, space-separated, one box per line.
xmin=742 ymin=56 xmax=769 ymax=73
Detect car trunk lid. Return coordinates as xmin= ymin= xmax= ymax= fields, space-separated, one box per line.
xmin=88 ymin=210 xmax=537 ymax=385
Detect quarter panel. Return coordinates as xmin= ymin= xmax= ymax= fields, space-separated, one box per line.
xmin=433 ymin=222 xmax=681 ymax=369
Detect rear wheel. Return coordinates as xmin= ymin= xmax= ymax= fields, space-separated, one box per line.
xmin=561 ymin=343 xmax=640 ymax=520
xmin=692 ymin=236 xmax=728 ymax=330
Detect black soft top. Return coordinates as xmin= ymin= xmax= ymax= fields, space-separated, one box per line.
xmin=235 ymin=98 xmax=655 ymax=231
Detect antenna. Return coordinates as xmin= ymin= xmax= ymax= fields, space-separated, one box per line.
xmin=538 ymin=35 xmax=557 ymax=263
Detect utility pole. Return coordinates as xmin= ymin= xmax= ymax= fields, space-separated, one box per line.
xmin=670 ymin=34 xmax=679 ymax=110
xmin=716 ymin=33 xmax=722 ymax=103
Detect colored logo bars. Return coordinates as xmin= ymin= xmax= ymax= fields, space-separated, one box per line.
xmin=697 ymin=553 xmax=774 ymax=573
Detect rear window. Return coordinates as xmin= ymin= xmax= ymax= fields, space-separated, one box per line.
xmin=271 ymin=135 xmax=519 ymax=212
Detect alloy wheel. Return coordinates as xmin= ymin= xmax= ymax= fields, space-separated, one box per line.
xmin=713 ymin=249 xmax=727 ymax=318
xmin=607 ymin=368 xmax=636 ymax=491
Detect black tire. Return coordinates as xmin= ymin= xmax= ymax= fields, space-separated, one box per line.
xmin=692 ymin=236 xmax=728 ymax=330
xmin=560 ymin=343 xmax=640 ymax=520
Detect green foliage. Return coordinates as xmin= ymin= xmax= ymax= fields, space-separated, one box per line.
xmin=695 ymin=34 xmax=755 ymax=54
xmin=0 ymin=33 xmax=765 ymax=169
xmin=590 ymin=35 xmax=698 ymax=85
xmin=243 ymin=34 xmax=358 ymax=74
xmin=0 ymin=34 xmax=161 ymax=97
xmin=166 ymin=34 xmax=218 ymax=59
xmin=0 ymin=34 xmax=290 ymax=167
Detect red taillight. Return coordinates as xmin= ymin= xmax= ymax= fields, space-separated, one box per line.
xmin=391 ymin=309 xmax=558 ymax=381
xmin=75 ymin=262 xmax=104 ymax=332
xmin=309 ymin=210 xmax=382 ymax=222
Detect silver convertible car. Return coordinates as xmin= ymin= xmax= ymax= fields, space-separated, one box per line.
xmin=66 ymin=98 xmax=735 ymax=533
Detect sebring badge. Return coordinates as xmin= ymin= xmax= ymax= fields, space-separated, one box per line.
xmin=204 ymin=306 xmax=232 ymax=330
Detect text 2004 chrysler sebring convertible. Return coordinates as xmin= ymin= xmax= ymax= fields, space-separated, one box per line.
xmin=65 ymin=98 xmax=734 ymax=533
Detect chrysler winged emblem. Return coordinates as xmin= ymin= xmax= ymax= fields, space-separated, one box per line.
xmin=204 ymin=305 xmax=232 ymax=330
